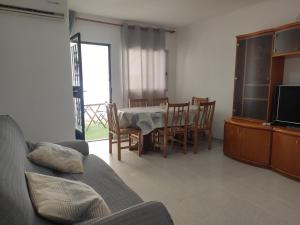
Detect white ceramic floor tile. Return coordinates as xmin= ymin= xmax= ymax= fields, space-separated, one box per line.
xmin=88 ymin=140 xmax=300 ymax=225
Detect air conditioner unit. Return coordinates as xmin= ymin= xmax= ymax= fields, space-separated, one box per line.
xmin=0 ymin=0 xmax=66 ymax=20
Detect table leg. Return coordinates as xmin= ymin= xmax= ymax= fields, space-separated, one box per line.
xmin=129 ymin=133 xmax=153 ymax=154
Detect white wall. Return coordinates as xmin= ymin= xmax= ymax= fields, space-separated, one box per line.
xmin=0 ymin=2 xmax=75 ymax=142
xmin=284 ymin=58 xmax=300 ymax=85
xmin=175 ymin=0 xmax=300 ymax=139
xmin=72 ymin=15 xmax=177 ymax=106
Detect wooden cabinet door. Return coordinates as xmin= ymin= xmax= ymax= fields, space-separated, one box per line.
xmin=223 ymin=122 xmax=241 ymax=158
xmin=240 ymin=127 xmax=271 ymax=166
xmin=271 ymin=132 xmax=300 ymax=179
xmin=274 ymin=27 xmax=300 ymax=54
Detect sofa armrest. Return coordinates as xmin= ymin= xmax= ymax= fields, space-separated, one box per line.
xmin=76 ymin=201 xmax=174 ymax=225
xmin=56 ymin=140 xmax=89 ymax=156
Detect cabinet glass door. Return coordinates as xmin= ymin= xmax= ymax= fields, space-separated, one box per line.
xmin=274 ymin=27 xmax=300 ymax=54
xmin=245 ymin=34 xmax=272 ymax=84
xmin=242 ymin=34 xmax=272 ymax=120
xmin=233 ymin=40 xmax=246 ymax=117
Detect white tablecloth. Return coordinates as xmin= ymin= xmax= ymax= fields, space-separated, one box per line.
xmin=118 ymin=106 xmax=198 ymax=135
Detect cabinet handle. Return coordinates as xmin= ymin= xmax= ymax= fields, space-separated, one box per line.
xmin=296 ymin=140 xmax=299 ymax=144
xmin=234 ymin=77 xmax=238 ymax=80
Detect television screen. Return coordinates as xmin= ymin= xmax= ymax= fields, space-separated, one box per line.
xmin=276 ymin=86 xmax=300 ymax=125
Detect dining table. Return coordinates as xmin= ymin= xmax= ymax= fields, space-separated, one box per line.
xmin=118 ymin=105 xmax=199 ymax=151
xmin=118 ymin=105 xmax=199 ymax=142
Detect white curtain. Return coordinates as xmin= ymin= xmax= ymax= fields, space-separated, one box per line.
xmin=121 ymin=24 xmax=166 ymax=106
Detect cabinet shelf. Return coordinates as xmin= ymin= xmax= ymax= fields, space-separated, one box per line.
xmin=272 ymin=51 xmax=300 ymax=57
xmin=243 ymin=97 xmax=268 ymax=101
xmin=244 ymin=83 xmax=269 ymax=87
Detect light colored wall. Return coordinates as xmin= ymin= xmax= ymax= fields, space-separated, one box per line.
xmin=175 ymin=0 xmax=300 ymax=139
xmin=0 ymin=2 xmax=75 ymax=142
xmin=72 ymin=16 xmax=177 ymax=106
xmin=284 ymin=58 xmax=300 ymax=85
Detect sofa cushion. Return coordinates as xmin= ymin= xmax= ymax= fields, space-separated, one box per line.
xmin=27 ymin=142 xmax=84 ymax=173
xmin=25 ymin=172 xmax=111 ymax=224
xmin=0 ymin=115 xmax=54 ymax=225
xmin=55 ymin=155 xmax=143 ymax=213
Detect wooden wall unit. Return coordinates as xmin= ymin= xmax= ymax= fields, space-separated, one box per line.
xmin=224 ymin=21 xmax=300 ymax=182
xmin=233 ymin=22 xmax=300 ymax=122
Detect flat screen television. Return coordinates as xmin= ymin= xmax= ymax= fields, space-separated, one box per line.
xmin=273 ymin=85 xmax=300 ymax=126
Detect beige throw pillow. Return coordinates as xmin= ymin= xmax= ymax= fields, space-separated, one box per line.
xmin=27 ymin=142 xmax=84 ymax=173
xmin=25 ymin=172 xmax=111 ymax=224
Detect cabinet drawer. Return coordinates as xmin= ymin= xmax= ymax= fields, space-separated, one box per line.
xmin=274 ymin=27 xmax=300 ymax=54
xmin=271 ymin=132 xmax=300 ymax=179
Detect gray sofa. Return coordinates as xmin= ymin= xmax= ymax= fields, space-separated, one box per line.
xmin=0 ymin=115 xmax=174 ymax=225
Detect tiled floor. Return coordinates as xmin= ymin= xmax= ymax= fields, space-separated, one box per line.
xmin=89 ymin=140 xmax=300 ymax=225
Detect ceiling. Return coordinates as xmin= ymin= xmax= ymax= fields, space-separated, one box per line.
xmin=68 ymin=0 xmax=265 ymax=28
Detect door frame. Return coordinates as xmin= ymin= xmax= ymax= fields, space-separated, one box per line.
xmin=81 ymin=41 xmax=112 ymax=103
xmin=70 ymin=33 xmax=85 ymax=140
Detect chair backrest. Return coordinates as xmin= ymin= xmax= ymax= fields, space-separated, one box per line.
xmin=153 ymin=97 xmax=169 ymax=106
xmin=166 ymin=102 xmax=190 ymax=127
xmin=192 ymin=96 xmax=209 ymax=105
xmin=106 ymin=103 xmax=120 ymax=134
xmin=129 ymin=98 xmax=148 ymax=108
xmin=195 ymin=101 xmax=216 ymax=130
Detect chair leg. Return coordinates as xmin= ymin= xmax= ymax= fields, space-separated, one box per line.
xmin=152 ymin=131 xmax=156 ymax=152
xmin=138 ymin=132 xmax=143 ymax=157
xmin=129 ymin=134 xmax=132 ymax=150
xmin=208 ymin=130 xmax=212 ymax=150
xmin=163 ymin=128 xmax=168 ymax=158
xmin=171 ymin=135 xmax=174 ymax=150
xmin=109 ymin=133 xmax=113 ymax=154
xmin=193 ymin=130 xmax=198 ymax=154
xmin=117 ymin=135 xmax=121 ymax=160
xmin=183 ymin=127 xmax=187 ymax=154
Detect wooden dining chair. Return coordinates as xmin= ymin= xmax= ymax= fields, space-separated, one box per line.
xmin=129 ymin=98 xmax=148 ymax=107
xmin=152 ymin=97 xmax=169 ymax=106
xmin=191 ymin=96 xmax=209 ymax=105
xmin=189 ymin=101 xmax=216 ymax=153
xmin=106 ymin=103 xmax=143 ymax=160
xmin=153 ymin=102 xmax=190 ymax=157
